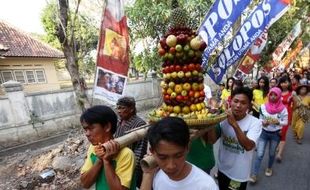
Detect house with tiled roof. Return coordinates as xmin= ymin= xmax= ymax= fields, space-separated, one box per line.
xmin=0 ymin=20 xmax=64 ymax=93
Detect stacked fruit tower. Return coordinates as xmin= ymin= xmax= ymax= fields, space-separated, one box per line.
xmin=150 ymin=0 xmax=225 ymax=123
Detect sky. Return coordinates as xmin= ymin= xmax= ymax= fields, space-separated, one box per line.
xmin=0 ymin=0 xmax=47 ymax=34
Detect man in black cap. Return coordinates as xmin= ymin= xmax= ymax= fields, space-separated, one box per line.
xmin=114 ymin=96 xmax=147 ymax=188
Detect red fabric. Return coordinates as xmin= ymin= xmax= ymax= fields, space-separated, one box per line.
xmin=96 ymin=7 xmax=130 ymax=76
xmin=280 ymin=91 xmax=293 ymax=141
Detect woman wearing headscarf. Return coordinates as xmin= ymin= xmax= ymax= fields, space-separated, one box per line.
xmin=250 ymin=87 xmax=288 ymax=183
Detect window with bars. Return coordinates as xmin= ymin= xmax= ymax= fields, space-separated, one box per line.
xmin=0 ymin=69 xmax=47 ymax=84
xmin=35 ymin=70 xmax=46 ymax=83
xmin=14 ymin=70 xmax=26 ymax=83
xmin=1 ymin=71 xmax=13 ymax=82
xmin=25 ymin=70 xmax=36 ymax=83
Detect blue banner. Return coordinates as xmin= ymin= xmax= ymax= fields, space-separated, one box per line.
xmin=199 ymin=0 xmax=251 ymax=66
xmin=207 ymin=0 xmax=290 ymax=84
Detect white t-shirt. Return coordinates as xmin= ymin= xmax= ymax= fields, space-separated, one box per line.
xmin=218 ymin=114 xmax=262 ymax=182
xmin=204 ymin=84 xmax=212 ymax=100
xmin=153 ymin=163 xmax=218 ymax=190
xmin=260 ymin=104 xmax=288 ymax=132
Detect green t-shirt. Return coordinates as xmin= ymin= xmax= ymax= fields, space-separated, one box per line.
xmin=186 ymin=138 xmax=215 ymax=170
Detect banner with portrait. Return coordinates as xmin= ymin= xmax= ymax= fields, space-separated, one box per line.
xmin=94 ymin=0 xmax=129 ymax=103
xmin=233 ymin=29 xmax=268 ymax=81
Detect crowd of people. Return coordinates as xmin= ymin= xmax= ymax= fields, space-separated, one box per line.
xmin=78 ymin=67 xmax=309 ymax=190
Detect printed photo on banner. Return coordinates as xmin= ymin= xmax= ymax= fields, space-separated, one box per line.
xmin=96 ymin=67 xmax=126 ymax=95
xmin=94 ymin=67 xmax=127 ymax=103
xmin=233 ymin=69 xmax=248 ymax=81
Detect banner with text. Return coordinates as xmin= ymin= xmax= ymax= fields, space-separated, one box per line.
xmin=208 ymin=0 xmax=290 ymax=84
xmin=94 ymin=0 xmax=129 ymax=103
xmin=199 ymin=0 xmax=251 ymax=67
xmin=233 ymin=29 xmax=268 ymax=81
xmin=264 ymin=20 xmax=302 ymax=72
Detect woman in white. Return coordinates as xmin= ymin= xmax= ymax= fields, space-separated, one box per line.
xmin=250 ymin=87 xmax=288 ymax=183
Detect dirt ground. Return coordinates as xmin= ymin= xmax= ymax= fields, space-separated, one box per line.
xmin=0 ymin=129 xmax=88 ymax=190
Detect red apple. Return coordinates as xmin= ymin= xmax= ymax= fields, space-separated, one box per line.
xmin=164 ymin=94 xmax=170 ymax=101
xmin=188 ymin=63 xmax=195 ymax=71
xmin=182 ymin=65 xmax=189 ymax=72
xmin=158 ymin=48 xmax=166 ymax=56
xmin=195 ymin=64 xmax=202 ymax=71
xmin=169 ymin=47 xmax=176 ymax=54
xmin=169 ymin=65 xmax=175 ymax=72
xmin=194 ymin=91 xmax=200 ymax=98
xmin=175 ymin=65 xmax=181 ymax=72
xmin=176 ymin=95 xmax=183 ymax=102
xmin=188 ymin=90 xmax=195 ymax=97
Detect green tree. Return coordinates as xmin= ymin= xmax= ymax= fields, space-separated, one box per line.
xmin=41 ymin=0 xmax=98 ymax=110
xmin=126 ymin=0 xmax=213 ymax=75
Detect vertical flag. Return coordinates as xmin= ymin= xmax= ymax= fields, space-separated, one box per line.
xmin=199 ymin=0 xmax=252 ymax=67
xmin=264 ymin=20 xmax=302 ymax=72
xmin=208 ymin=0 xmax=291 ymax=84
xmin=93 ymin=0 xmax=130 ymax=103
xmin=233 ymin=29 xmax=268 ymax=81
xmin=279 ymin=39 xmax=303 ymax=69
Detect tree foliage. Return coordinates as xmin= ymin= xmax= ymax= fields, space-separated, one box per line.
xmin=41 ymin=1 xmax=98 ymax=76
xmin=126 ymin=0 xmax=213 ymax=75
xmin=41 ymin=0 xmax=99 ymax=110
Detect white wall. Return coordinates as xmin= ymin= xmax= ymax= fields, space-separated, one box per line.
xmin=0 ymin=77 xmax=161 ymax=149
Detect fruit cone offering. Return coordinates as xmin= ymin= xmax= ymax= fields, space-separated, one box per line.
xmin=149 ymin=0 xmax=224 ymax=124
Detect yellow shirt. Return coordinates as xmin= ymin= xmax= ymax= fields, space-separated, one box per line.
xmin=253 ymin=89 xmax=267 ymax=106
xmin=221 ymin=89 xmax=231 ymax=101
xmin=81 ymin=144 xmax=135 ymax=188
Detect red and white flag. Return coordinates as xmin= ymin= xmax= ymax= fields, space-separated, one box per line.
xmin=234 ymin=29 xmax=268 ymax=81
xmin=93 ymin=0 xmax=130 ymax=103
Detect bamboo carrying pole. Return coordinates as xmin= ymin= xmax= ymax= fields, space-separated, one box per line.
xmin=140 ymin=125 xmax=217 ymax=170
xmin=102 ymin=124 xmax=151 ymax=149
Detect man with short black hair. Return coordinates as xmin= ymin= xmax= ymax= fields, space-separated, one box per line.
xmin=140 ymin=117 xmax=218 ymax=190
xmin=209 ymin=87 xmax=262 ymax=190
xmin=80 ymin=105 xmax=136 ymax=190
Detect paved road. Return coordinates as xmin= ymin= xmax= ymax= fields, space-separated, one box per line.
xmin=247 ymin=124 xmax=310 ymax=190
xmin=211 ymin=123 xmax=310 ymax=190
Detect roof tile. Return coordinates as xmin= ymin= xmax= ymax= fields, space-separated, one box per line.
xmin=0 ymin=20 xmax=64 ymax=58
